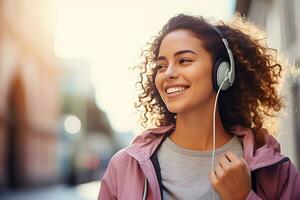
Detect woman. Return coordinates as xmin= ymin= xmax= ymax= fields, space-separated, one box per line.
xmin=98 ymin=14 xmax=300 ymax=200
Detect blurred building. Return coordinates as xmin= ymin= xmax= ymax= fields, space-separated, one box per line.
xmin=58 ymin=58 xmax=118 ymax=185
xmin=0 ymin=0 xmax=120 ymax=190
xmin=0 ymin=0 xmax=61 ymax=189
xmin=236 ymin=0 xmax=300 ymax=169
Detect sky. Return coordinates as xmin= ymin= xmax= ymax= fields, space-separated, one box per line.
xmin=54 ymin=0 xmax=236 ymax=135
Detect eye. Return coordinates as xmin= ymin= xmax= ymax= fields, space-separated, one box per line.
xmin=156 ymin=63 xmax=167 ymax=71
xmin=179 ymin=58 xmax=192 ymax=64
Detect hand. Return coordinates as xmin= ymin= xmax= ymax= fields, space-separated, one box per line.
xmin=209 ymin=151 xmax=251 ymax=200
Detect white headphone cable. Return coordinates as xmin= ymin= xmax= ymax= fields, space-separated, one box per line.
xmin=211 ymin=77 xmax=228 ymax=200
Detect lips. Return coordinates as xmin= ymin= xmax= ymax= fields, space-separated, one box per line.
xmin=162 ymin=84 xmax=190 ymax=99
xmin=163 ymin=84 xmax=190 ymax=93
xmin=166 ymin=87 xmax=189 ymax=98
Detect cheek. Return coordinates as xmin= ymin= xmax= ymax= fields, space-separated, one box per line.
xmin=154 ymin=74 xmax=162 ymax=91
xmin=191 ymin=66 xmax=213 ymax=90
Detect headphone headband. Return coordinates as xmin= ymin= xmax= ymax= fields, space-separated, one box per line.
xmin=209 ymin=25 xmax=235 ymax=86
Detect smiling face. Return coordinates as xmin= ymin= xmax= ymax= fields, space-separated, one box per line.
xmin=154 ymin=29 xmax=215 ymax=114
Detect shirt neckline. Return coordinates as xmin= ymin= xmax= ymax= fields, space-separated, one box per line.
xmin=164 ymin=135 xmax=241 ymax=157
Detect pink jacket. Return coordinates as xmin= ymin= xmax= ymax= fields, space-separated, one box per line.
xmin=98 ymin=124 xmax=300 ymax=200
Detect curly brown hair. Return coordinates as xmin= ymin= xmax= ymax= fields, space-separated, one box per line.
xmin=133 ymin=13 xmax=285 ymax=146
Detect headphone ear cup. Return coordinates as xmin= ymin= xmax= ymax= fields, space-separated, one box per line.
xmin=212 ymin=59 xmax=221 ymax=92
xmin=212 ymin=60 xmax=231 ymax=91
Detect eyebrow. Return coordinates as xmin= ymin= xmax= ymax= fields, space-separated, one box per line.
xmin=156 ymin=49 xmax=197 ymax=61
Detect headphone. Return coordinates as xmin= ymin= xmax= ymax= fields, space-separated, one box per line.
xmin=210 ymin=25 xmax=235 ymax=91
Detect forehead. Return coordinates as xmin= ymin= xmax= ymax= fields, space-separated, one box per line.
xmin=158 ymin=29 xmax=204 ymax=56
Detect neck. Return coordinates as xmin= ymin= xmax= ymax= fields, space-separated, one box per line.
xmin=169 ymin=95 xmax=233 ymax=151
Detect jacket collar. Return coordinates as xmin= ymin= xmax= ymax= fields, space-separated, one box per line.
xmin=125 ymin=125 xmax=175 ymax=163
xmin=125 ymin=124 xmax=287 ymax=171
xmin=228 ymin=125 xmax=287 ymax=171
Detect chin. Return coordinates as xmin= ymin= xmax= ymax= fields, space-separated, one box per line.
xmin=165 ymin=103 xmax=189 ymax=114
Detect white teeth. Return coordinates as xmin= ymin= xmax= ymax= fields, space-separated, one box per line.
xmin=166 ymin=86 xmax=187 ymax=94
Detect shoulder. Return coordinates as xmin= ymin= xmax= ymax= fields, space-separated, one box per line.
xmin=130 ymin=124 xmax=175 ymax=144
xmin=107 ymin=147 xmax=135 ymax=169
xmin=99 ymin=147 xmax=137 ymax=199
xmin=106 ymin=125 xmax=175 ymax=171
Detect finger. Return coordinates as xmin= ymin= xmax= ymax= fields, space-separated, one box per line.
xmin=225 ymin=151 xmax=240 ymax=163
xmin=209 ymin=170 xmax=219 ymax=186
xmin=214 ymin=163 xmax=225 ymax=179
xmin=219 ymin=154 xmax=231 ymax=169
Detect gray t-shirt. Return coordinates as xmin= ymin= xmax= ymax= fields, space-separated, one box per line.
xmin=157 ymin=135 xmax=244 ymax=200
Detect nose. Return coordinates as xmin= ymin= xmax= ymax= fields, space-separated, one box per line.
xmin=164 ymin=64 xmax=178 ymax=80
